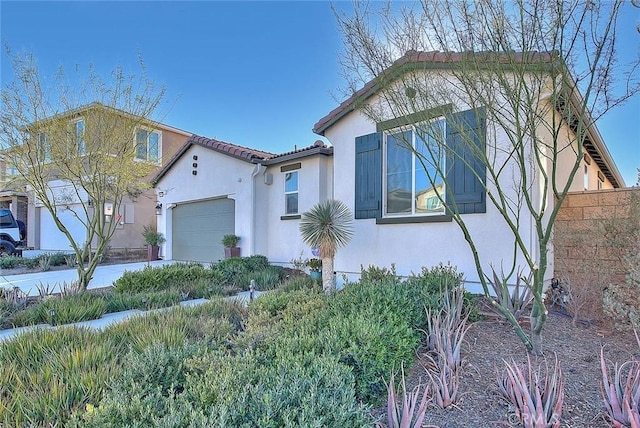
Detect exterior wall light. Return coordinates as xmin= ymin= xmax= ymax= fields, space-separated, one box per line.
xmin=155 ymin=203 xmax=162 ymax=215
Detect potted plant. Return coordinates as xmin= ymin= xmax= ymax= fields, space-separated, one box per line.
xmin=222 ymin=234 xmax=241 ymax=258
xmin=142 ymin=225 xmax=166 ymax=262
xmin=306 ymin=258 xmax=322 ymax=281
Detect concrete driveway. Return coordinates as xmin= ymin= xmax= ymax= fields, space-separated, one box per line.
xmin=1 ymin=260 xmax=175 ymax=296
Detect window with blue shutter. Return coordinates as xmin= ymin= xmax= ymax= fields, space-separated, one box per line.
xmin=445 ymin=108 xmax=486 ymax=214
xmin=355 ymin=132 xmax=382 ymax=219
xmin=354 ymin=107 xmax=486 ymax=222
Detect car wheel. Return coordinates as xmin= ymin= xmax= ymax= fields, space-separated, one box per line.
xmin=0 ymin=241 xmax=16 ymax=256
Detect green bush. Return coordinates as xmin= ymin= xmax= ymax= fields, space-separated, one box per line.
xmin=405 ymin=262 xmax=463 ymax=294
xmin=237 ymin=265 xmax=285 ymax=291
xmin=247 ymin=280 xmax=424 ymax=403
xmin=22 ymin=257 xmax=39 ymax=269
xmin=278 ymin=274 xmax=317 ymax=292
xmin=82 ymin=346 xmax=373 ymax=428
xmin=244 ymin=254 xmax=270 ymax=271
xmin=360 ymin=263 xmax=402 ymax=285
xmin=0 ymin=255 xmax=21 ymax=269
xmin=46 ymin=252 xmax=68 ymax=266
xmin=213 ymin=255 xmax=273 ymax=289
xmin=114 ymin=263 xmax=218 ymax=294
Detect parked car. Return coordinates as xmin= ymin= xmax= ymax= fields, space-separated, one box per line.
xmin=0 ymin=208 xmax=25 ymax=255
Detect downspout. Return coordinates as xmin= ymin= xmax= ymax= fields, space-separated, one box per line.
xmin=250 ymin=163 xmax=266 ymax=256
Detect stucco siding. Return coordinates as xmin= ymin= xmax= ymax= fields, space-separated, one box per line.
xmin=324 ymin=108 xmax=538 ymax=291
xmin=261 ymin=155 xmax=334 ymax=265
xmin=155 ymin=145 xmax=255 ymax=261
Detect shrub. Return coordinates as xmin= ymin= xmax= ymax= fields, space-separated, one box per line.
xmin=38 ymin=253 xmax=52 ymax=271
xmin=244 ymin=254 xmax=270 ymax=271
xmin=22 ymin=257 xmax=39 ymax=269
xmin=0 ymin=255 xmax=21 ymax=269
xmin=239 ymin=265 xmax=285 ymax=291
xmin=360 ymin=263 xmax=401 ymax=285
xmin=114 ymin=263 xmax=217 ymax=294
xmin=278 ymin=274 xmax=316 ymax=293
xmin=215 ymin=256 xmax=252 ymax=287
xmin=405 ymin=263 xmax=463 ymax=294
xmin=0 ymin=300 xmax=245 ymax=427
xmin=76 ymin=343 xmax=197 ymax=427
xmin=254 ymin=281 xmax=423 ymax=402
xmin=187 ymin=352 xmax=373 ymax=427
xmin=44 ymin=251 xmax=68 ymax=266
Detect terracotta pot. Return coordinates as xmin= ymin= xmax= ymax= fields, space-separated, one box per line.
xmin=147 ymin=245 xmax=160 ymax=261
xmin=224 ymin=247 xmax=241 ymax=258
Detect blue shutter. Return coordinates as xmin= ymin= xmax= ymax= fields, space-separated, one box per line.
xmin=446 ymin=108 xmax=486 ymax=214
xmin=355 ymin=132 xmax=382 ymax=219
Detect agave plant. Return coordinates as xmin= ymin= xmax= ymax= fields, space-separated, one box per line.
xmin=378 ymin=367 xmax=438 ymax=428
xmin=299 ymin=199 xmax=353 ymax=293
xmin=486 ymin=265 xmax=534 ymax=321
xmin=497 ymin=354 xmax=564 ymax=427
xmin=421 ymin=286 xmax=469 ymax=409
xmin=601 ymin=331 xmax=640 ymax=427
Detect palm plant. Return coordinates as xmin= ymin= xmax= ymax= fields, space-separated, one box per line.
xmin=299 ymin=199 xmax=353 ymax=292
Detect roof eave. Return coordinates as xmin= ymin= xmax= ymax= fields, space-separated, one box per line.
xmin=260 ymin=147 xmax=333 ymax=166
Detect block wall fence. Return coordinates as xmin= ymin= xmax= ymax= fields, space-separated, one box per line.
xmin=554 ymin=187 xmax=640 ymax=291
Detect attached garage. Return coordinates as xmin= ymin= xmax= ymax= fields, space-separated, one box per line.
xmin=39 ymin=205 xmax=87 ymax=251
xmin=171 ymin=198 xmax=235 ymax=262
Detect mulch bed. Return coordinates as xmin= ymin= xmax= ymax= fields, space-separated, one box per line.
xmin=373 ymin=311 xmax=638 ymax=427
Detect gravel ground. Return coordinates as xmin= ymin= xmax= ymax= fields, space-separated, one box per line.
xmin=373 ymin=311 xmax=639 ymax=428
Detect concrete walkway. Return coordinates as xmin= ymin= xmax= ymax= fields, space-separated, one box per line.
xmin=1 ymin=260 xmax=176 ymax=296
xmin=0 ymin=290 xmax=264 ymax=342
xmin=0 ymin=259 xmax=266 ymax=343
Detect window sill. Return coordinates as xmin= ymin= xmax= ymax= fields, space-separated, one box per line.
xmin=376 ymin=215 xmax=452 ymax=224
xmin=280 ymin=214 xmax=301 ymax=221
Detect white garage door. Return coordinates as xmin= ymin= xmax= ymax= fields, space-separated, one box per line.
xmin=172 ymin=198 xmax=235 ymax=262
xmin=39 ymin=205 xmax=86 ymax=251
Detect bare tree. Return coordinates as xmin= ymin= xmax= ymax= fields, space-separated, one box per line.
xmin=335 ymin=0 xmax=639 ymax=354
xmin=0 ymin=50 xmax=165 ymax=290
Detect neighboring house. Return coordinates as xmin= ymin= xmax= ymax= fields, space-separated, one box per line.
xmin=312 ymin=51 xmax=625 ymax=290
xmin=152 ymin=137 xmax=333 ymax=263
xmin=0 ymin=155 xmax=28 ymax=232
xmin=3 ymin=103 xmax=192 ymax=253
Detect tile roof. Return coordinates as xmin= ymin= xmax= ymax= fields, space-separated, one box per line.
xmin=312 ymin=50 xmax=557 ymax=135
xmin=152 ymin=136 xmax=333 ymax=185
xmin=189 ymin=135 xmax=275 ymax=162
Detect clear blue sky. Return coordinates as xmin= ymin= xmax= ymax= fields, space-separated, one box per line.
xmin=1 ymin=1 xmax=638 ymax=186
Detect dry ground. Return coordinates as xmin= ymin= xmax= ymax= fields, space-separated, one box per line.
xmin=381 ymin=311 xmax=638 ymax=428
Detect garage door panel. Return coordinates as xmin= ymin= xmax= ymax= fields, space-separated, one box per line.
xmin=39 ymin=205 xmax=86 ymax=251
xmin=172 ymin=199 xmax=235 ymax=262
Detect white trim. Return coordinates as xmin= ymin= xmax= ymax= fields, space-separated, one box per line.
xmin=133 ymin=127 xmax=162 ymax=165
xmin=382 ymin=119 xmax=446 ymax=217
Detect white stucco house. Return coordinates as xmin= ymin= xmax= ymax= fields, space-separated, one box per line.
xmin=311 ymin=51 xmax=625 ymax=289
xmin=154 ymin=51 xmax=625 ymax=291
xmin=152 ymin=136 xmax=333 ymax=263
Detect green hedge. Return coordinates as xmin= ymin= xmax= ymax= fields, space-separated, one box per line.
xmin=114 ymin=263 xmax=223 ymax=294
